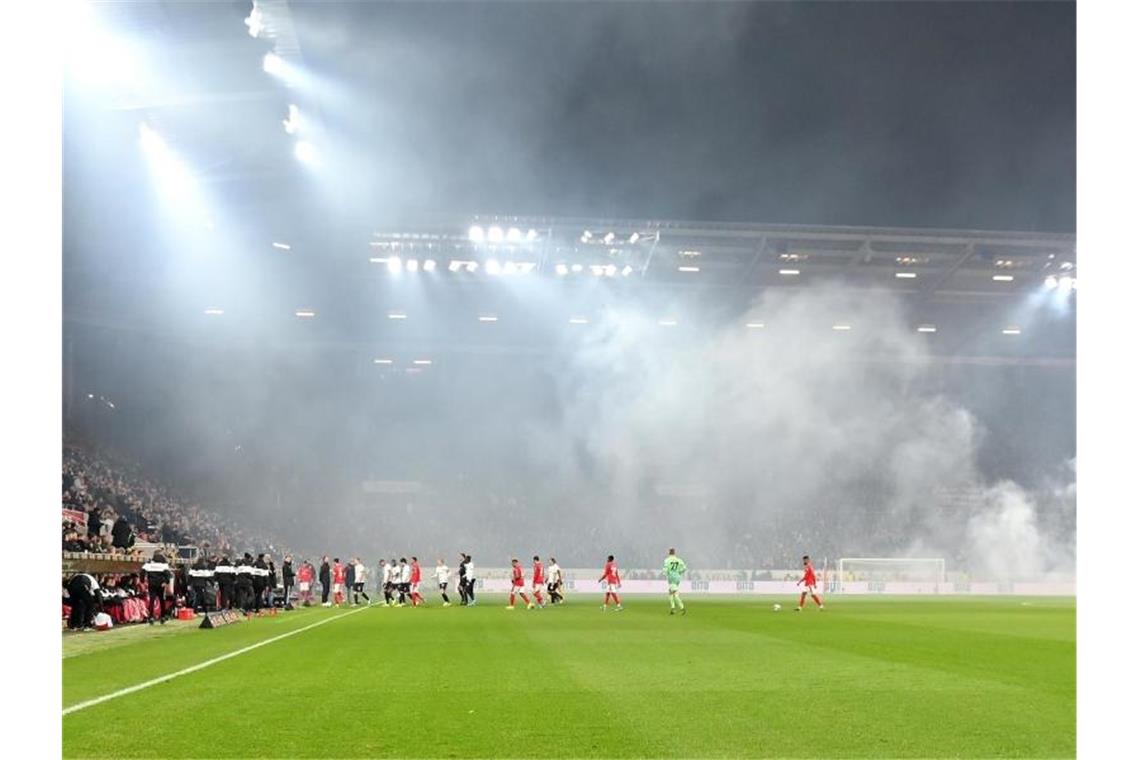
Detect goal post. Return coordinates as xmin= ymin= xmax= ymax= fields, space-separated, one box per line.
xmin=836 ymin=557 xmax=946 ymax=590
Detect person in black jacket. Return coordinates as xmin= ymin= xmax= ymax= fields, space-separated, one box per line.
xmin=457 ymin=553 xmax=469 ymax=606
xmin=319 ymin=556 xmax=331 ymax=607
xmin=188 ymin=554 xmax=213 ymax=613
xmin=235 ymin=553 xmax=256 ymax=613
xmin=111 ymin=514 xmax=133 ymax=551
xmin=142 ymin=550 xmax=174 ymax=624
xmin=66 ymin=572 xmax=100 ymax=630
xmin=281 ymin=556 xmax=295 ymax=608
xmin=214 ymin=556 xmax=235 ymax=610
xmin=267 ymin=557 xmax=278 ymax=608
xmin=252 ymin=553 xmax=269 ymax=612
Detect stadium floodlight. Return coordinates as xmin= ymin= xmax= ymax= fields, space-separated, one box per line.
xmin=373 ymin=358 xmax=394 ymax=365
xmin=487 ymin=226 xmax=504 ymax=243
xmin=629 ymin=232 xmax=640 ymax=244
xmin=448 ymin=260 xmax=462 ymax=272
xmin=678 ymin=265 xmax=700 ymax=273
xmin=832 ymin=324 xmax=852 ymax=331
xmin=779 ymin=268 xmax=800 ymax=276
xmin=507 ymin=227 xmax=522 ymax=243
xmin=203 ymin=308 xmax=225 ymax=316
xmin=263 ymin=52 xmax=285 ymax=75
xmin=468 ymin=225 xmax=485 ymax=242
xmin=571 ymin=263 xmax=583 ymax=273
xmin=992 ymin=274 xmax=1014 ymax=282
xmin=569 ymin=316 xmax=589 ymax=324
xmin=589 ymin=265 xmax=605 ymax=276
xmin=478 ymin=315 xmax=498 ymax=322
xmin=895 ymin=272 xmax=917 ymax=279
xmin=283 ymin=104 xmax=300 ymax=135
xmin=387 ymin=256 xmax=401 ymax=273
xmin=272 ymin=242 xmax=291 ymax=250
xmin=485 ymin=258 xmax=502 ymax=275
xmin=294 ymin=140 xmax=317 ymax=164
xmin=1071 ymin=278 xmax=1077 ymax=290
xmin=466 ymin=261 xmax=478 ymax=272
xmin=604 ymin=264 xmax=617 ymax=277
xmin=745 ymin=322 xmax=765 ymax=329
xmin=295 ymin=309 xmax=316 ymax=318
xmin=245 ymin=3 xmax=265 ymax=37
xmin=423 ymin=259 xmax=437 ymax=272
xmin=406 ymin=258 xmax=419 ymax=272
xmin=580 ymin=230 xmax=592 ymax=243
xmin=1059 ymin=261 xmax=1074 ymax=271
xmin=413 ymin=359 xmax=432 ymax=365
xmin=138 ymin=123 xmax=195 ymax=195
xmin=917 ymin=325 xmax=937 ymax=333
xmin=621 ymin=265 xmax=633 ymax=276
xmin=503 ymin=261 xmax=518 ymax=275
xmin=1044 ymin=275 xmax=1059 ymax=289
xmin=517 ymin=262 xmax=536 ymax=274
xmin=555 ymin=263 xmax=569 ymax=276
xmin=387 ymin=312 xmax=407 ymax=320
xmin=1002 ymin=326 xmax=1022 ymax=335
xmin=369 ymin=257 xmax=386 ymax=264
xmin=658 ymin=318 xmax=678 ymax=327
xmin=1058 ymin=275 xmax=1074 ymax=292
xmin=526 ymin=228 xmax=538 ymax=241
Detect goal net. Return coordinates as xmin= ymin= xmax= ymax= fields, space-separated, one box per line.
xmin=836 ymin=558 xmax=946 ymax=585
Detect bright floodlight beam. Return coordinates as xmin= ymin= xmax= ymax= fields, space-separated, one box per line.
xmin=555 ymin=263 xmax=569 ymax=276
xmin=263 ymin=52 xmax=285 ymax=76
xmin=423 ymin=259 xmax=437 ymax=272
xmin=507 ymin=227 xmax=522 ymax=243
xmin=406 ymin=259 xmax=419 ymax=272
xmin=294 ymin=140 xmax=317 ymax=164
xmin=485 ymin=259 xmax=502 ymax=275
xmin=1044 ymin=275 xmax=1059 ymax=289
xmin=468 ymin=226 xmax=484 ymax=243
xmin=387 ymin=256 xmax=401 ymax=274
xmin=487 ymin=226 xmax=504 ymax=243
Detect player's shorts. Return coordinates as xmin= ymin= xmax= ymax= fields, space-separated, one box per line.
xmin=333 ymin=583 xmax=345 ymax=594
xmin=438 ymin=582 xmax=448 ymax=590
xmin=299 ymin=582 xmax=310 ymax=592
xmin=802 ymin=583 xmax=819 ymax=596
xmin=510 ymin=584 xmax=526 ymax=594
xmin=411 ymin=582 xmax=420 ymax=593
xmin=532 ymin=583 xmax=544 ymax=594
xmin=353 ymin=583 xmax=364 ymax=592
xmin=667 ymin=582 xmax=680 ymax=593
xmin=605 ymin=582 xmax=620 ymax=593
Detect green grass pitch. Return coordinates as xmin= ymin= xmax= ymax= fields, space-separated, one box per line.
xmin=62 ymin=595 xmax=1074 ymax=758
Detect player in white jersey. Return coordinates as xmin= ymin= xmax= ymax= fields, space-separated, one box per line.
xmin=379 ymin=559 xmax=394 ymax=606
xmin=435 ymin=559 xmax=452 ymax=606
xmin=398 ymin=558 xmax=412 ymax=606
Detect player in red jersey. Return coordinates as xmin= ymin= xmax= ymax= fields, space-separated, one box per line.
xmin=506 ymin=558 xmax=534 ymax=610
xmin=332 ymin=558 xmax=347 ymax=607
xmin=598 ymin=554 xmax=623 ymax=611
xmin=409 ymin=557 xmax=425 ymax=607
xmin=531 ymin=555 xmax=546 ymax=608
xmin=796 ymin=555 xmax=824 ymax=611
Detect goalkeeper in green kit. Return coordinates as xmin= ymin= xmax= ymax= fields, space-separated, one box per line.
xmin=663 ymin=548 xmax=688 ymax=615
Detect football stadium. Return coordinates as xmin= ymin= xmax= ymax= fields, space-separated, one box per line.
xmin=50 ymin=1 xmax=1083 ymax=758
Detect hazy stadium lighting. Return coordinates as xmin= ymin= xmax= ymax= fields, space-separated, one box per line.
xmin=603 ymin=232 xmax=615 ymax=244
xmin=487 ymin=226 xmax=504 ymax=243
xmin=423 ymin=259 xmax=437 ymax=272
xmin=1044 ymin=275 xmax=1059 ymax=289
xmin=203 ymin=308 xmax=225 ymax=316
xmin=283 ymin=104 xmax=300 ymax=135
xmin=468 ymin=226 xmax=485 ymax=242
xmin=580 ymin=230 xmax=592 ymax=243
xmin=373 ymin=358 xmax=394 ymax=365
xmin=571 ymin=263 xmax=583 ymax=273
xmin=138 ymin=123 xmax=195 ymax=195
xmin=263 ymin=52 xmax=285 ymax=75
xmin=295 ymin=309 xmax=315 ymax=318
xmin=590 ymin=265 xmax=605 ymax=276
xmin=745 ymin=322 xmax=765 ymax=329
xmin=87 ymin=394 xmax=94 ymax=399
xmin=517 ymin=262 xmax=536 ymax=274
xmin=448 ymin=260 xmax=462 ymax=272
xmin=406 ymin=259 xmax=419 ymax=272
xmin=1059 ymin=261 xmax=1074 ymax=270
xmin=779 ymin=268 xmax=800 ymax=276
xmin=629 ymin=232 xmax=640 ymax=244
xmin=387 ymin=312 xmax=407 ymax=320
xmin=244 ymin=3 xmax=265 ymax=37
xmin=1002 ymin=327 xmax=1022 ymax=335
xmin=678 ymin=265 xmax=700 ymax=273
xmin=622 ymin=265 xmax=633 ymax=276
xmin=1058 ymin=275 xmax=1074 ymax=292
xmin=507 ymin=227 xmax=522 ymax=243
xmin=294 ymin=140 xmax=317 ymax=164
xmin=466 ymin=262 xmax=478 ymax=272
xmin=413 ymin=359 xmax=432 ymax=365
xmin=1071 ymin=278 xmax=1077 ymax=290
xmin=992 ymin=274 xmax=1014 ymax=282
xmin=272 ymin=242 xmax=291 ymax=250
xmin=917 ymin=325 xmax=937 ymax=333
xmin=895 ymin=272 xmax=917 ymax=279
xmin=555 ymin=263 xmax=569 ymax=276
xmin=387 ymin=256 xmax=401 ymax=273
xmin=832 ymin=324 xmax=852 ymax=331
xmin=658 ymin=318 xmax=678 ymax=327
xmin=569 ymin=317 xmax=589 ymax=324
xmin=486 ymin=259 xmax=502 ymax=275
xmin=503 ymin=261 xmax=518 ymax=275
xmin=478 ymin=315 xmax=499 ymax=322
xmin=604 ymin=264 xmax=617 ymax=277
xmin=369 ymin=257 xmax=387 ymax=264
xmin=526 ymin=228 xmax=538 ymax=241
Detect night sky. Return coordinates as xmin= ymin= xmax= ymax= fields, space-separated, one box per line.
xmin=289 ymin=1 xmax=1074 ymax=231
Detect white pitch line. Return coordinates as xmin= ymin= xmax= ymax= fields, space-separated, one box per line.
xmin=63 ymin=605 xmax=372 ymax=716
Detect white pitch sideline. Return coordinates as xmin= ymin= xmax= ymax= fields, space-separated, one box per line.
xmin=62 ymin=604 xmax=372 ymax=716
